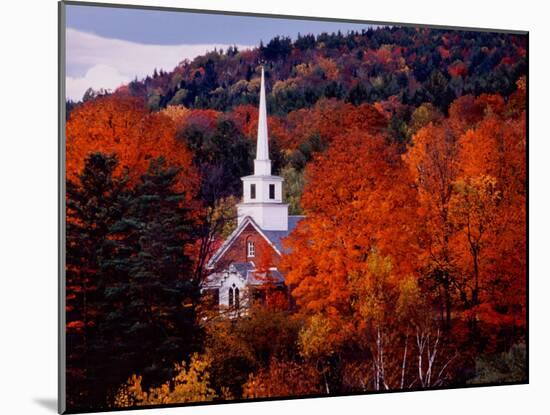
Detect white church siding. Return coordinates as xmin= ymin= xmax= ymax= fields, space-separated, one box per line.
xmin=237 ymin=203 xmax=289 ymax=231
xmin=241 ymin=175 xmax=283 ymax=204
xmin=218 ymin=272 xmax=247 ymax=309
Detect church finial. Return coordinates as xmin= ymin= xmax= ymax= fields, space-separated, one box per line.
xmin=254 ymin=66 xmax=271 ymax=175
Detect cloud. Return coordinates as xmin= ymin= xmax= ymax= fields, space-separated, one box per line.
xmin=67 ymin=64 xmax=130 ymax=102
xmin=65 ymin=28 xmax=253 ymax=101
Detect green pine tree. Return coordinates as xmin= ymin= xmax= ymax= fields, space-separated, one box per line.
xmin=98 ymin=157 xmax=201 ymax=397
xmin=66 ymin=152 xmax=127 ymax=409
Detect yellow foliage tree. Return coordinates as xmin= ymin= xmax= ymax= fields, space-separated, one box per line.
xmin=113 ymin=354 xmax=217 ymax=407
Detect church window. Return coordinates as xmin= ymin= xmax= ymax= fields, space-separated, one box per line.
xmin=250 ymin=184 xmax=256 ymax=199
xmin=269 ymin=184 xmax=275 ymax=199
xmin=228 ymin=287 xmax=234 ymax=307
xmin=235 ymin=288 xmax=240 ymax=309
xmin=247 ymin=241 xmax=255 ymax=257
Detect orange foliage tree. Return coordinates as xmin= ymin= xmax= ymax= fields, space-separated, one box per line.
xmin=280 ymin=130 xmax=459 ymax=389
xmin=452 ymin=101 xmax=526 ymax=329
xmin=406 ymin=92 xmax=526 ymax=332
xmin=404 ymin=120 xmax=462 ymax=325
xmin=242 ymin=358 xmax=321 ymax=398
xmin=66 ymin=95 xmax=198 ymax=194
xmin=281 ymin=129 xmax=420 ymax=336
xmin=286 ymin=99 xmax=387 ymax=150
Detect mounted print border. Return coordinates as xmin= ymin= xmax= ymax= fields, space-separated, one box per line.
xmin=59 ymin=1 xmax=528 ymax=413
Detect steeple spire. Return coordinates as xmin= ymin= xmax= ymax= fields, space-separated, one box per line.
xmin=237 ymin=66 xmax=288 ymax=231
xmin=254 ymin=66 xmax=271 ymax=176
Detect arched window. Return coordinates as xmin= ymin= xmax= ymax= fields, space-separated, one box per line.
xmin=235 ymin=287 xmax=240 ymax=309
xmin=247 ymin=241 xmax=255 ymax=258
xmin=228 ymin=287 xmax=234 ymax=307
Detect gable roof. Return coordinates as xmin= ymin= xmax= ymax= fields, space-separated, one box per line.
xmin=230 ymin=262 xmax=285 ymax=286
xmin=203 ymin=261 xmax=286 ymax=288
xmin=206 ymin=216 xmax=279 ymax=269
xmin=262 ymin=215 xmax=304 ymax=253
xmin=206 ymin=215 xmax=305 ymax=269
xmin=231 ymin=261 xmax=255 ymax=277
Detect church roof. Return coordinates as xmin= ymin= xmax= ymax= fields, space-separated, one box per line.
xmin=206 ymin=215 xmax=305 ymax=269
xmin=203 ymin=262 xmax=285 ymax=288
xmin=230 ymin=262 xmax=285 ymax=285
xmin=262 ymin=215 xmax=305 ymax=253
xmin=231 ymin=261 xmax=255 ymax=277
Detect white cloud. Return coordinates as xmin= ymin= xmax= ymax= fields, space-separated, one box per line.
xmin=65 ymin=28 xmax=253 ymax=101
xmin=67 ymin=64 xmax=130 ymax=102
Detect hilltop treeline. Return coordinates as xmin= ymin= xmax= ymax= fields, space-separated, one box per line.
xmin=110 ymin=26 xmax=526 ymax=116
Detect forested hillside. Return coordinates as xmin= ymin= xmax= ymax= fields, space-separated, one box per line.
xmin=65 ymin=25 xmax=527 ymax=411
xmin=118 ymin=27 xmax=525 ymax=114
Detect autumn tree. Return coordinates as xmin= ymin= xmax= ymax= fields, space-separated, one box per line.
xmin=452 ymin=101 xmax=526 ymax=333
xmin=242 ymin=359 xmax=322 ymax=398
xmin=114 ymin=354 xmax=218 ymax=407
xmin=283 ymin=130 xmax=419 ymax=320
xmin=405 ymin=91 xmax=526 ymax=351
xmin=202 ymin=305 xmax=302 ymax=398
xmin=408 ymin=103 xmax=443 ymax=135
xmin=348 ymin=253 xmax=456 ymax=390
xmin=66 ymin=95 xmax=197 ymax=193
xmin=176 ymin=114 xmax=253 ymax=281
xmin=281 ymin=130 xmax=421 ymax=392
xmin=449 ymin=176 xmax=501 ymax=318
xmin=298 ymin=314 xmax=340 ymax=393
xmin=404 ymin=92 xmax=526 ymax=330
xmin=404 ymin=121 xmax=461 ymax=326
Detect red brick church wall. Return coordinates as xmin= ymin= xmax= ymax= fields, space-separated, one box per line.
xmin=213 ymin=223 xmax=280 ymax=272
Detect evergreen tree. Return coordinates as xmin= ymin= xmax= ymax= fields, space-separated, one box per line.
xmin=98 ymin=157 xmax=200 ymax=397
xmin=67 ymin=154 xmax=200 ymax=409
xmin=66 ymin=153 xmax=127 ymax=409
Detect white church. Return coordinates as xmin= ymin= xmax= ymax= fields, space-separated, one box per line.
xmin=201 ymin=67 xmax=304 ymax=311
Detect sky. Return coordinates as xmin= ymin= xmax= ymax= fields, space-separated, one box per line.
xmin=65 ymin=3 xmax=374 ymax=101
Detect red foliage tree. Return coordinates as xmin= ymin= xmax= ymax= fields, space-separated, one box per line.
xmin=282 ymin=130 xmax=420 ymax=325
xmin=66 ymin=95 xmax=198 ymax=194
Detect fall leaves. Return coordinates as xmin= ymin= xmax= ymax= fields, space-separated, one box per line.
xmin=114 ymin=354 xmax=219 ymax=407
xmin=411 ymin=89 xmax=526 ymax=327
xmin=282 ymin=130 xmax=420 ymax=320
xmin=281 ymin=86 xmax=526 ymax=391
xmin=66 ymin=95 xmax=198 ymax=194
xmin=65 ymin=75 xmax=526 ymax=408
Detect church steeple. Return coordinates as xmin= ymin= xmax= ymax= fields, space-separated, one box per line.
xmin=254 ymin=67 xmax=271 ymax=176
xmin=236 ymin=66 xmax=289 ymax=231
